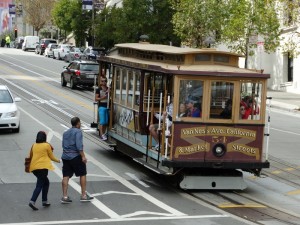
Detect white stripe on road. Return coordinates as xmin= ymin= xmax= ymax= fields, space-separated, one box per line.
xmin=271 ymin=127 xmax=300 ymax=136
xmin=125 ymin=172 xmax=150 ymax=188
xmin=93 ymin=191 xmax=139 ymax=197
xmin=0 ymin=215 xmax=229 ymax=225
xmin=19 ymin=106 xmax=186 ymax=218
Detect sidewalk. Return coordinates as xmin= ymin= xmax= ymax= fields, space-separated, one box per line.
xmin=267 ymin=89 xmax=300 ymax=112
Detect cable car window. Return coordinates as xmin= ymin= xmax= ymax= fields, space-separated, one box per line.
xmin=127 ymin=70 xmax=133 ymax=107
xmin=195 ymin=54 xmax=211 ymax=62
xmin=210 ymin=81 xmax=234 ymax=119
xmin=120 ymin=69 xmax=127 ymax=104
xmin=144 ymin=73 xmax=164 ymax=109
xmin=214 ymin=55 xmax=229 ymax=63
xmin=240 ymin=81 xmax=262 ymax=120
xmin=114 ymin=67 xmax=121 ymax=103
xmin=134 ymin=72 xmax=141 ymax=109
xmin=178 ymin=80 xmax=203 ymax=118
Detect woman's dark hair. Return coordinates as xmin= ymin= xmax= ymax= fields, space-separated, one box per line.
xmin=71 ymin=117 xmax=80 ymax=127
xmin=36 ymin=131 xmax=47 ymax=143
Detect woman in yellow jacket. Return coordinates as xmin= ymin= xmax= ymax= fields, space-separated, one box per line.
xmin=28 ymin=131 xmax=60 ymax=210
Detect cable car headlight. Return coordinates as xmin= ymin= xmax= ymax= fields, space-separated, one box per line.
xmin=213 ymin=144 xmax=226 ymax=157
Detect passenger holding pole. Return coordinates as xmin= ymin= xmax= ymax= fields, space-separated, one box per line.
xmin=95 ymin=76 xmax=109 ymax=141
xmin=149 ymin=94 xmax=173 ymax=150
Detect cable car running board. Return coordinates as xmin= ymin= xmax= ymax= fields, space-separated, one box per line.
xmin=133 ymin=158 xmax=167 ymax=175
xmin=179 ymin=174 xmax=247 ymax=190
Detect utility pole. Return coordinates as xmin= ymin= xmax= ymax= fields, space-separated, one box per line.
xmin=92 ymin=0 xmax=95 ymax=47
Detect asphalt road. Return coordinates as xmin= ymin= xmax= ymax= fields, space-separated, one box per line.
xmin=0 ymin=47 xmax=300 ymax=225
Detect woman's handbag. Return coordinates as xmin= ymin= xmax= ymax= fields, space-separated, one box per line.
xmin=25 ymin=145 xmax=33 ymax=173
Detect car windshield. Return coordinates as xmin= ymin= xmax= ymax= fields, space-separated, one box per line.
xmin=80 ymin=64 xmax=99 ymax=71
xmin=0 ymin=90 xmax=13 ymax=103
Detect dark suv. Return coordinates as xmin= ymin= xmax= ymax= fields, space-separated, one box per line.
xmin=61 ymin=61 xmax=99 ymax=89
xmin=35 ymin=39 xmax=57 ymax=55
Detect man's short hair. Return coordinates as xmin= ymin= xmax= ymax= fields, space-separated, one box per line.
xmin=71 ymin=117 xmax=80 ymax=127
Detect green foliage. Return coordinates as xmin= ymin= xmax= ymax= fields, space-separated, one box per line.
xmin=52 ymin=0 xmax=73 ymax=32
xmin=171 ymin=0 xmax=281 ymax=68
xmin=94 ymin=0 xmax=180 ymax=50
xmin=170 ymin=0 xmax=223 ymax=48
xmin=52 ymin=0 xmax=90 ymax=46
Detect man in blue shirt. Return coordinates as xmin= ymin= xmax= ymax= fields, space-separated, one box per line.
xmin=61 ymin=117 xmax=94 ymax=203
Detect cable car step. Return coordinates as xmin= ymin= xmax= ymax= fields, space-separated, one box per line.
xmin=133 ymin=158 xmax=168 ymax=175
xmin=179 ymin=174 xmax=247 ymax=190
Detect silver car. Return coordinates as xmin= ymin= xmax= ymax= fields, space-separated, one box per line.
xmin=64 ymin=47 xmax=83 ymax=62
xmin=44 ymin=43 xmax=58 ymax=57
xmin=53 ymin=44 xmax=71 ymax=60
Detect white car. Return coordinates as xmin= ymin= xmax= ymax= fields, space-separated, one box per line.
xmin=53 ymin=44 xmax=71 ymax=60
xmin=0 ymin=85 xmax=21 ymax=133
xmin=44 ymin=43 xmax=58 ymax=58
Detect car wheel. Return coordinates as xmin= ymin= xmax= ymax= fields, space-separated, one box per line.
xmin=61 ymin=75 xmax=67 ymax=87
xmin=53 ymin=54 xmax=56 ymax=59
xmin=40 ymin=51 xmax=43 ymax=55
xmin=58 ymin=53 xmax=61 ymax=60
xmin=70 ymin=77 xmax=76 ymax=89
xmin=64 ymin=56 xmax=68 ymax=62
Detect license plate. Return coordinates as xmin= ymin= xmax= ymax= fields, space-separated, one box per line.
xmin=86 ymin=75 xmax=95 ymax=78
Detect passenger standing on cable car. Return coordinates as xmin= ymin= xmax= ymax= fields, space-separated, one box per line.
xmin=95 ymin=76 xmax=109 ymax=141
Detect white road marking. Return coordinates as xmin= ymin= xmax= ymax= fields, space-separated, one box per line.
xmin=125 ymin=172 xmax=150 ymax=188
xmin=0 ymin=57 xmax=60 ymax=83
xmin=86 ymin=173 xmax=111 ymax=178
xmin=93 ymin=191 xmax=139 ymax=197
xmin=18 ymin=106 xmax=187 ymax=218
xmin=60 ymin=124 xmax=69 ymax=130
xmin=121 ymin=211 xmax=179 ymax=218
xmin=47 ymin=130 xmax=54 ymax=142
xmin=0 ymin=215 xmax=229 ymax=225
xmin=270 ymin=127 xmax=300 ymax=136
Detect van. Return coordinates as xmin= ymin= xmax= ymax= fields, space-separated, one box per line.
xmin=22 ymin=36 xmax=39 ymax=51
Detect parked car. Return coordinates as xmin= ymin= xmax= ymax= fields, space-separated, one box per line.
xmin=44 ymin=43 xmax=58 ymax=58
xmin=61 ymin=60 xmax=99 ymax=89
xmin=53 ymin=44 xmax=71 ymax=60
xmin=35 ymin=38 xmax=57 ymax=55
xmin=0 ymin=85 xmax=21 ymax=133
xmin=82 ymin=46 xmax=106 ymax=61
xmin=22 ymin=36 xmax=39 ymax=51
xmin=64 ymin=47 xmax=83 ymax=62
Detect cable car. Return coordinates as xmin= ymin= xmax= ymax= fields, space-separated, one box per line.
xmin=96 ymin=42 xmax=270 ymax=190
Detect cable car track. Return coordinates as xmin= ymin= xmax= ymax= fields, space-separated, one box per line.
xmin=186 ymin=190 xmax=300 ymax=224
xmin=262 ymin=156 xmax=300 ymax=188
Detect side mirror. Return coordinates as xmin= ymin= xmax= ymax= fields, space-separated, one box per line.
xmin=14 ymin=97 xmax=21 ymax=102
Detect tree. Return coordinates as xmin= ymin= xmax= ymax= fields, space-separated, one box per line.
xmin=17 ymin=0 xmax=55 ymax=35
xmin=52 ymin=0 xmax=74 ymax=34
xmin=170 ymin=0 xmax=223 ymax=48
xmin=52 ymin=0 xmax=90 ymax=45
xmin=276 ymin=0 xmax=300 ymax=58
xmin=170 ymin=0 xmax=281 ymax=68
xmin=94 ymin=0 xmax=180 ymax=50
xmin=221 ymin=0 xmax=280 ymax=68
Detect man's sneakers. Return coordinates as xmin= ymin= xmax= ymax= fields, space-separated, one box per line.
xmin=61 ymin=196 xmax=72 ymax=204
xmin=80 ymin=193 xmax=94 ymax=202
xmin=61 ymin=194 xmax=94 ymax=203
xmin=101 ymin=134 xmax=107 ymax=141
